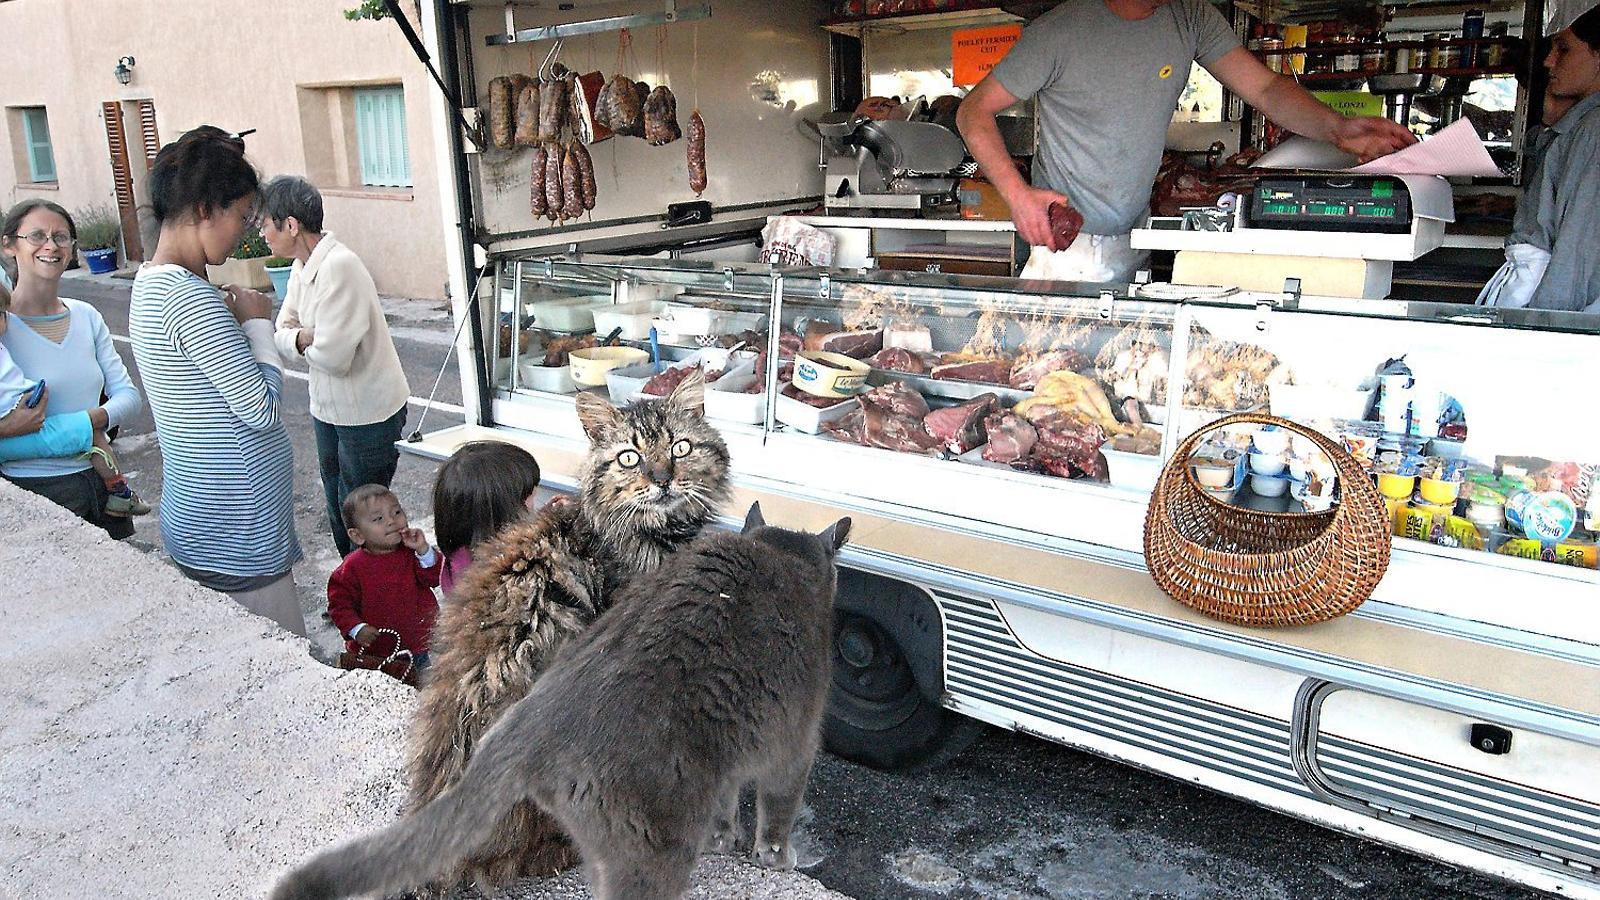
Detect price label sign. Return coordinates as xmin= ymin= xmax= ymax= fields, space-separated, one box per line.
xmin=953 ymin=24 xmax=1022 ymax=87
xmin=1312 ymin=91 xmax=1385 ymax=119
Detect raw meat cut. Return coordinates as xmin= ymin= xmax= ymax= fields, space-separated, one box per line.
xmin=859 ymin=382 xmax=928 ymax=420
xmin=931 ymin=358 xmax=1013 ymax=385
xmin=922 ymin=394 xmax=999 ymax=454
xmin=860 ymin=398 xmax=941 ymax=453
xmin=781 ymin=384 xmax=841 ymax=410
xmin=1009 ymin=349 xmax=1089 ymax=390
xmin=778 ymin=329 xmax=803 ymax=359
xmin=868 ymin=347 xmax=935 ymax=375
xmin=803 ymin=323 xmax=884 ymax=360
xmin=982 ymin=411 xmax=1037 ymax=463
xmin=1046 ymin=201 xmax=1084 ymax=252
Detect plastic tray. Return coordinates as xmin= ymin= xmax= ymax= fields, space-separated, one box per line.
xmin=606 ymin=349 xmax=756 ymax=405
xmin=529 ymin=294 xmax=610 ymax=333
xmin=774 ymin=391 xmax=856 ymax=434
xmin=705 ymin=373 xmax=769 ymax=424
xmin=1100 ymin=440 xmax=1162 ymax=492
xmin=592 ymin=300 xmax=669 ymax=341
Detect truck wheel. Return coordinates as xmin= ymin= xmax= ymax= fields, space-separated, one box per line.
xmin=824 ymin=610 xmax=983 ymax=772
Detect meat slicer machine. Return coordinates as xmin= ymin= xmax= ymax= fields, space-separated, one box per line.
xmin=816 ymin=113 xmax=970 ymax=214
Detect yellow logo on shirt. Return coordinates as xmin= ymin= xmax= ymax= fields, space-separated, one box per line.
xmin=1158 ymin=64 xmax=1174 ymax=79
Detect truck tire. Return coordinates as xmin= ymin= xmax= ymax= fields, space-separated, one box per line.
xmin=824 ymin=608 xmax=984 ymax=772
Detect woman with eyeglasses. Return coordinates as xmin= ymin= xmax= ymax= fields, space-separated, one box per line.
xmin=0 ymin=200 xmax=145 ymax=538
xmin=129 ymin=125 xmax=307 ymax=638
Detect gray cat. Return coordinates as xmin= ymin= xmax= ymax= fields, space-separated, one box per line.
xmin=271 ymin=502 xmax=850 ymax=900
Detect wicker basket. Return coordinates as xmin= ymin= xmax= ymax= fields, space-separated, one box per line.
xmin=1143 ymin=413 xmax=1392 ymax=628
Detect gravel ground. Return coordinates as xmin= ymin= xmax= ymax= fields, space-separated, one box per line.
xmin=0 ymin=481 xmax=847 ymax=900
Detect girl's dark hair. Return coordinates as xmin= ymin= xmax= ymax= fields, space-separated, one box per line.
xmin=2 ymin=199 xmax=77 ymax=242
xmin=149 ymin=125 xmax=259 ymax=224
xmin=433 ymin=442 xmax=542 ymax=557
xmin=1575 ymin=4 xmax=1600 ymax=51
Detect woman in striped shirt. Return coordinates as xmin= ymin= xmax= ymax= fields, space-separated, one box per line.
xmin=130 ymin=126 xmax=305 ymax=637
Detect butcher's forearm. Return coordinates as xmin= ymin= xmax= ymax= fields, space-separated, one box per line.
xmin=1253 ymin=76 xmax=1343 ymax=142
xmin=958 ymin=112 xmax=1030 ymax=198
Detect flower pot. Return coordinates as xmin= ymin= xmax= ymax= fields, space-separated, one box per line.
xmin=265 ymin=264 xmax=293 ymax=298
xmin=206 ymin=256 xmax=272 ymax=291
xmin=82 ymin=247 xmax=119 ymax=275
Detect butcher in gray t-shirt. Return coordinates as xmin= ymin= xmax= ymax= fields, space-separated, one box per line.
xmin=958 ymin=0 xmax=1414 ymax=279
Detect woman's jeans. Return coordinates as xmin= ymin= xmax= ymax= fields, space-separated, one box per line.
xmin=314 ymin=405 xmax=407 ymax=557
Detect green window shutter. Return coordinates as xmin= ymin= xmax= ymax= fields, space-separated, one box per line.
xmin=22 ymin=108 xmax=57 ymax=183
xmin=354 ymin=86 xmax=410 ymax=188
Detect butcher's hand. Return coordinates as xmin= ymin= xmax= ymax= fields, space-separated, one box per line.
xmin=1331 ymin=116 xmax=1416 ymax=163
xmin=0 ymin=393 xmax=46 ymax=438
xmin=1003 ymin=184 xmax=1072 ymax=250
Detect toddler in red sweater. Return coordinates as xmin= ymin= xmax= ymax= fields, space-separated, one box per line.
xmin=328 ymin=484 xmax=442 ymax=677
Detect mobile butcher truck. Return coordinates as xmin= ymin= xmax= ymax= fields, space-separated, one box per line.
xmin=395 ymin=1 xmax=1600 ymax=894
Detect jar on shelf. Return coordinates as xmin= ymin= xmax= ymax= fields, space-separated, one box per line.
xmin=1261 ymin=37 xmax=1284 ymax=73
xmin=1485 ymin=22 xmax=1508 ymax=67
xmin=1337 ymin=33 xmax=1362 ymax=72
xmin=1390 ymin=44 xmax=1413 ymax=74
xmin=1462 ymin=9 xmax=1485 ymax=67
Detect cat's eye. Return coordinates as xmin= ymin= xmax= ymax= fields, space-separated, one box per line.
xmin=617 ymin=449 xmax=641 ymax=468
xmin=671 ymin=439 xmax=693 ymax=459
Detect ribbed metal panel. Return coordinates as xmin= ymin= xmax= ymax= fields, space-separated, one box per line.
xmin=936 ymin=592 xmax=1600 ymax=872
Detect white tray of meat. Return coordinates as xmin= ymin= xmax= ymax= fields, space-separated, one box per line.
xmin=610 ymin=349 xmax=756 ymax=404
xmin=775 ymin=385 xmax=857 ymax=434
xmin=519 ymin=355 xmax=577 ymax=394
xmin=705 ymin=373 xmax=768 ymax=424
xmin=1099 ymin=438 xmax=1162 ymax=492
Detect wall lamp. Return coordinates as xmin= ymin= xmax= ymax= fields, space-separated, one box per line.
xmin=114 ymin=56 xmax=136 ymax=86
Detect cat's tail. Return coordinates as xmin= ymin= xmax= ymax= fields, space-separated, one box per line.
xmin=268 ymin=728 xmax=542 ymax=900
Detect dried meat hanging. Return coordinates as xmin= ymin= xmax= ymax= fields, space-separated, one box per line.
xmin=643 ymin=24 xmax=682 ymax=146
xmin=687 ymin=23 xmax=707 ymax=195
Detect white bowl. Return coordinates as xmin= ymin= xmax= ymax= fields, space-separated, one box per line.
xmin=1248 ymin=451 xmax=1287 ymax=476
xmin=1251 ymin=473 xmax=1291 ymax=497
xmin=1251 ymin=427 xmax=1291 ymax=456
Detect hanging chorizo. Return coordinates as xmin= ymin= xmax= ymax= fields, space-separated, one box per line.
xmin=544 ymin=141 xmax=564 ymax=222
xmin=572 ymin=141 xmax=597 ymax=211
xmin=687 ymin=110 xmax=707 ymax=195
xmin=562 ymin=144 xmax=585 ymax=221
xmin=530 ymin=144 xmax=548 ymax=218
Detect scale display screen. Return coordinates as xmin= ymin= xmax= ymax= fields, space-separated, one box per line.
xmin=1246 ymin=176 xmax=1412 ymax=234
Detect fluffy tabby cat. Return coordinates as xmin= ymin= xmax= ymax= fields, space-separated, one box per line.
xmin=407 ymin=370 xmax=730 ymax=887
xmin=272 ymin=503 xmax=850 ymax=900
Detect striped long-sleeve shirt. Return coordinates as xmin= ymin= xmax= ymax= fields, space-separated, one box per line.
xmin=129 ymin=264 xmax=302 ymax=578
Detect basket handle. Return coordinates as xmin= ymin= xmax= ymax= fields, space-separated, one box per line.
xmin=1171 ymin=412 xmax=1370 ymax=495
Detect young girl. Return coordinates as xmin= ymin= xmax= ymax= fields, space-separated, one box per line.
xmin=431 ymin=441 xmax=542 ymax=597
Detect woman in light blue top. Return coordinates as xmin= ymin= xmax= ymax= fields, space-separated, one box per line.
xmin=1 ymin=200 xmax=144 ymax=538
xmin=129 ymin=126 xmax=306 ymax=637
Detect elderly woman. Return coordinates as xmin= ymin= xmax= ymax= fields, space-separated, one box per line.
xmin=262 ymin=176 xmax=410 ymax=558
xmin=129 ymin=126 xmax=305 ymax=637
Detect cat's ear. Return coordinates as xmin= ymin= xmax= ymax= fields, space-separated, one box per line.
xmin=575 ymin=391 xmax=623 ymax=444
xmin=742 ymin=502 xmax=765 ymax=534
xmin=666 ymin=367 xmax=706 ymax=417
xmin=819 ymin=517 xmax=852 ymax=555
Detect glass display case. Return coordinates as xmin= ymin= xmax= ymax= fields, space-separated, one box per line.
xmin=487 ymin=255 xmax=1600 ymax=587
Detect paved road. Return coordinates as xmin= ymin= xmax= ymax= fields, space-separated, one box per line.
xmin=59 ymin=272 xmax=1543 ymax=900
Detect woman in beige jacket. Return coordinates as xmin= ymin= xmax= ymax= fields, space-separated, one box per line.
xmin=264 ymin=176 xmax=410 ymax=557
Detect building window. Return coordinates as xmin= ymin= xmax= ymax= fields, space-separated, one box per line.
xmin=21 ymin=107 xmax=58 ymax=183
xmin=354 ymin=86 xmax=410 ymax=188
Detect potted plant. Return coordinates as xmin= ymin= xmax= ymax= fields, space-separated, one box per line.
xmin=75 ymin=203 xmax=122 ymax=275
xmin=205 ymin=225 xmax=274 ymax=290
xmin=264 ymin=255 xmax=294 ymax=298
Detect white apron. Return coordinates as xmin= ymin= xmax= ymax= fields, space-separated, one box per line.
xmin=1020 ymin=232 xmax=1148 ymax=284
xmin=1476 ymin=243 xmax=1552 ymax=309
